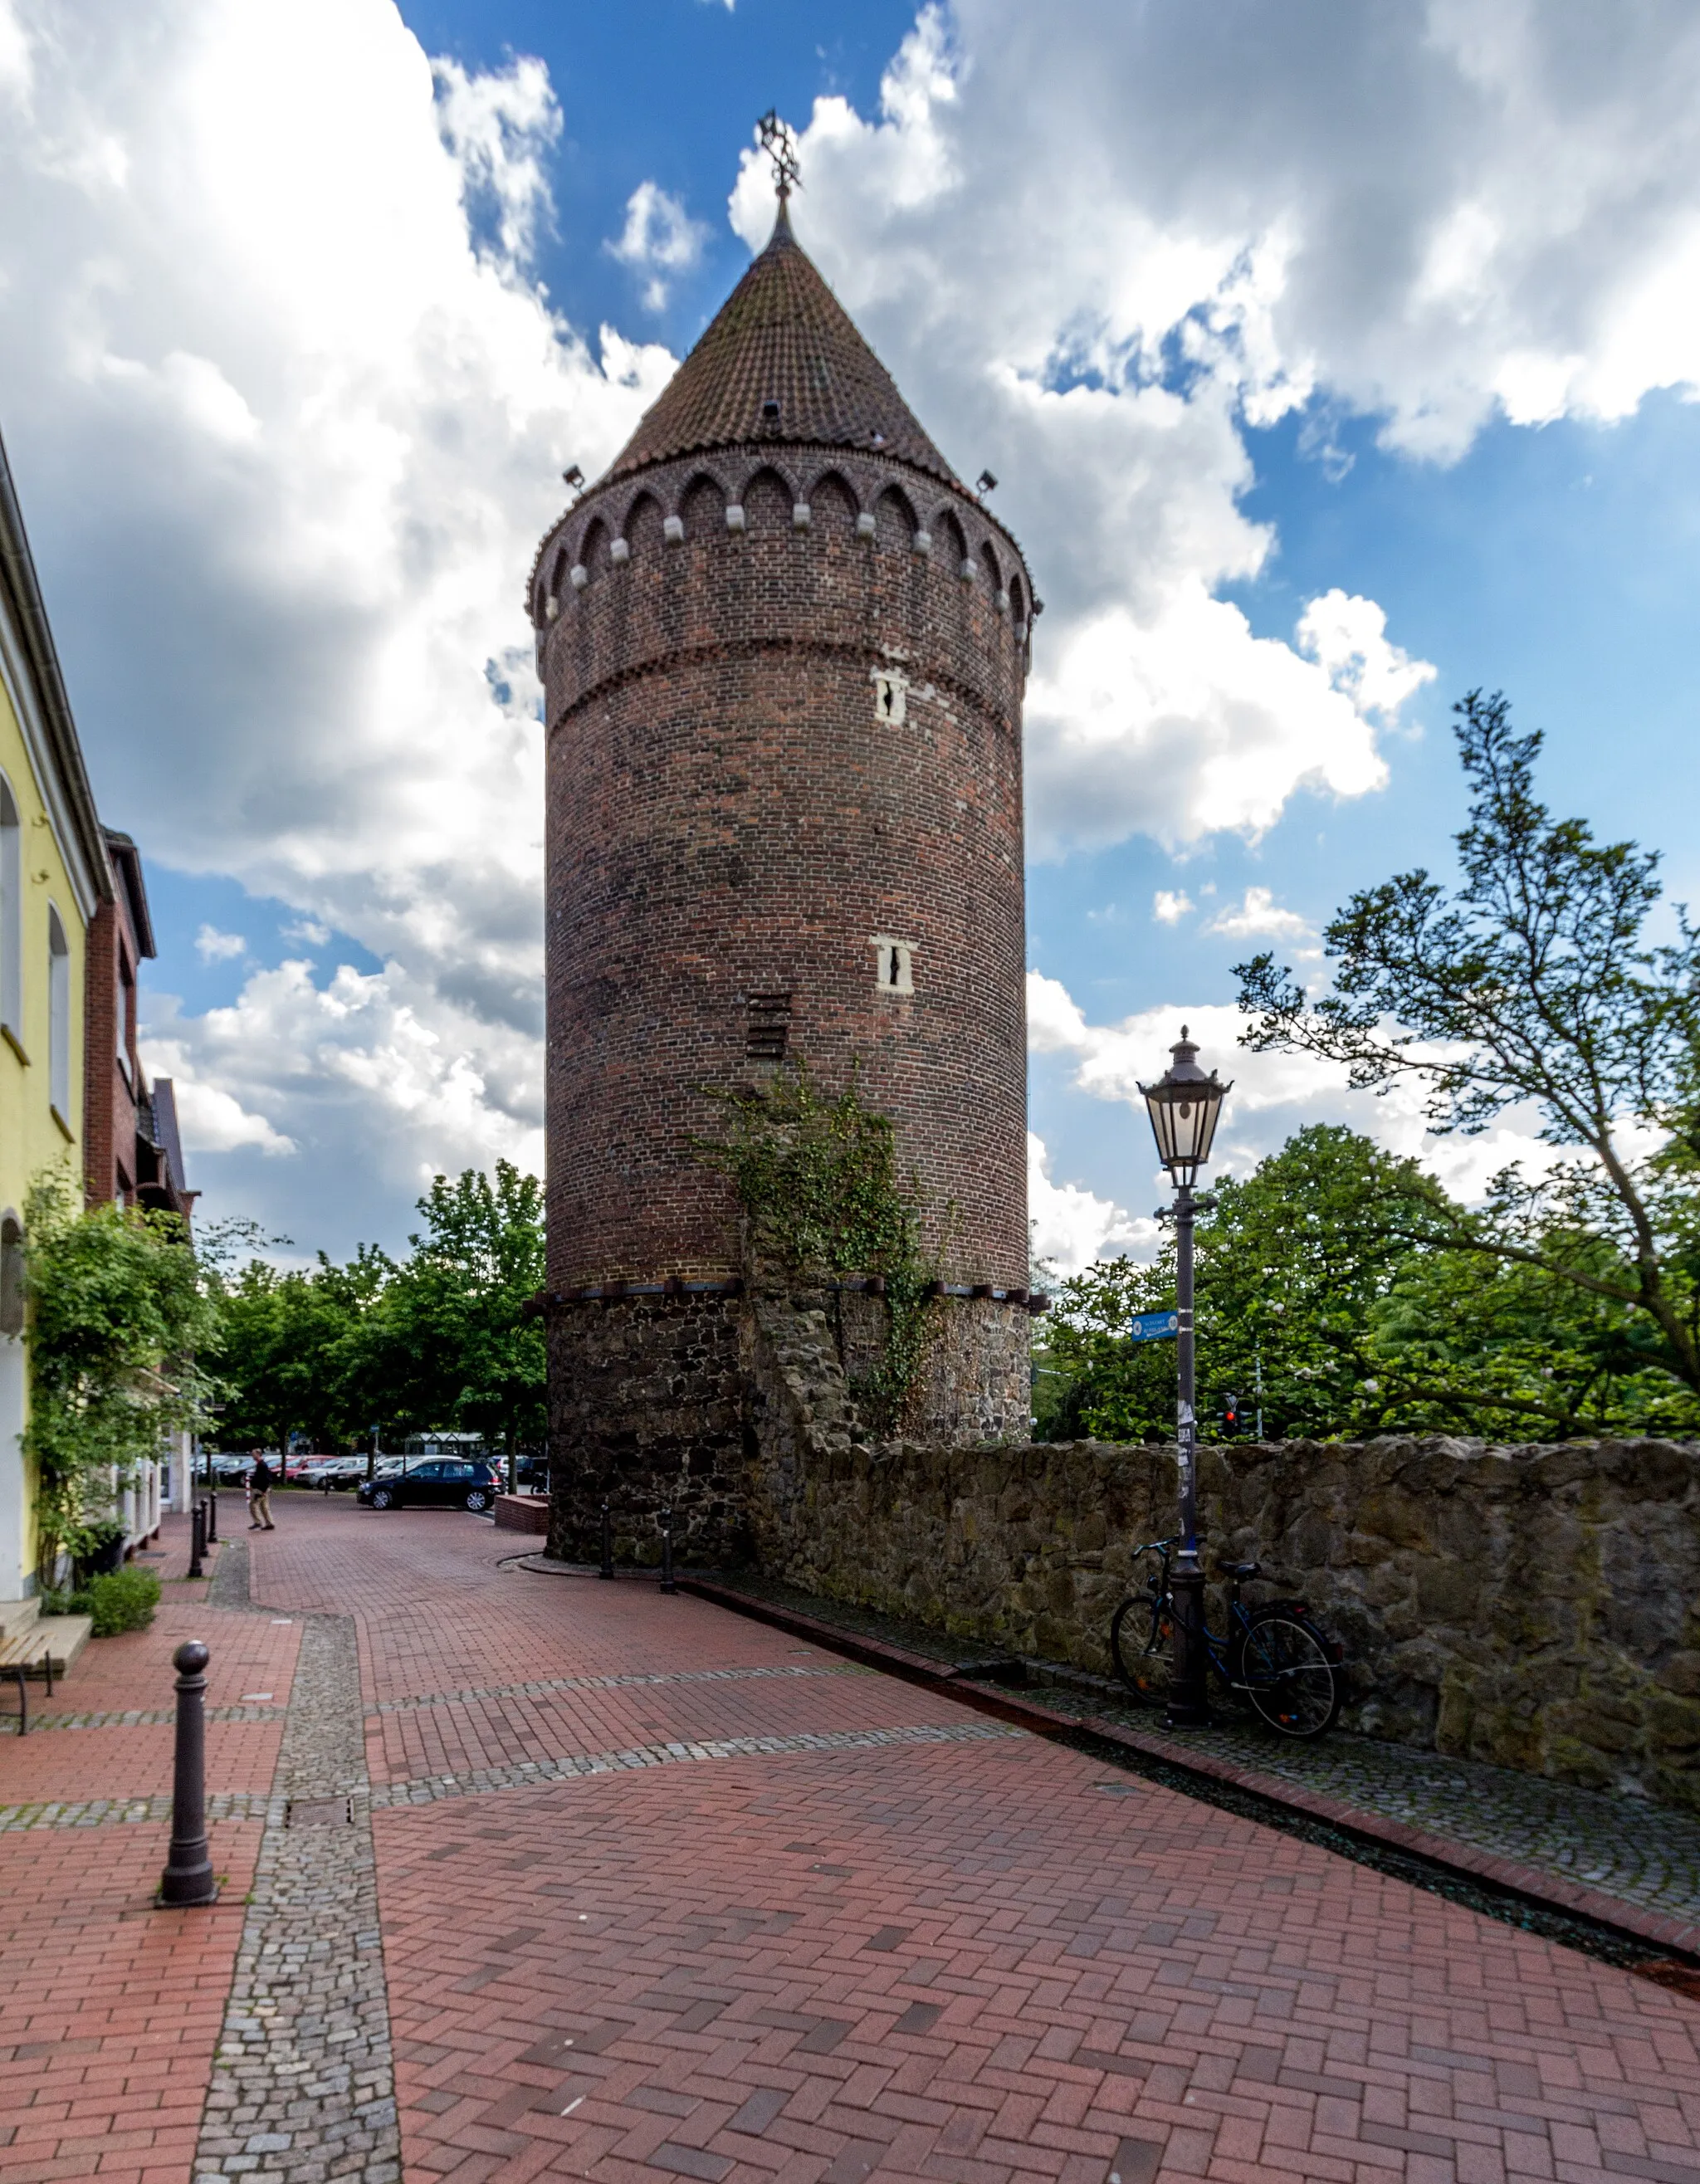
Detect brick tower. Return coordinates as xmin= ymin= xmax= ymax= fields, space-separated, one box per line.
xmin=530 ymin=186 xmax=1037 ymax=1558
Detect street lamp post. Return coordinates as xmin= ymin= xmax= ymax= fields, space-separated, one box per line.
xmin=1139 ymin=1026 xmax=1231 ymax=1729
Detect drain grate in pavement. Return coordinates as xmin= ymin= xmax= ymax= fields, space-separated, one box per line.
xmin=286 ymin=1796 xmax=352 ymax=1827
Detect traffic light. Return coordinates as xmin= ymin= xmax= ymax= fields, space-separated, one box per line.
xmin=1223 ymin=1393 xmax=1240 ymax=1437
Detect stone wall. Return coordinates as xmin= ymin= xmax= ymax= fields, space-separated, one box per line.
xmin=546 ymin=1296 xmax=749 ymax=1566
xmin=740 ymin=1289 xmax=1700 ymax=1807
xmin=547 ymin=1282 xmax=1033 ymax=1567
xmin=836 ymin=1289 xmax=1031 ymax=1445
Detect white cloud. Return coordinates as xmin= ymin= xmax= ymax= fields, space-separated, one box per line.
xmin=1027 ymin=1131 xmax=1151 ymax=1279
xmin=11 ymin=0 xmax=1700 ymax=1252
xmin=194 ymin=923 xmax=247 ymax=963
xmin=166 ymin=1077 xmax=296 ymax=1159
xmin=143 ymin=954 xmax=541 ymax=1237
xmin=725 ymin=2 xmax=1700 ymax=850
xmin=0 ymin=0 xmax=676 ymax=1246
xmin=1204 ymin=887 xmax=1313 ymax=945
xmin=432 ymin=54 xmax=559 ymax=265
xmin=1028 ymin=969 xmax=1565 ymax=1230
xmin=608 ymin=180 xmax=710 ymax=310
xmin=1297 ymin=590 xmax=1437 ymax=723
xmin=1023 ymin=586 xmax=1404 ymax=853
xmin=1152 ymin=890 xmax=1193 ymax=926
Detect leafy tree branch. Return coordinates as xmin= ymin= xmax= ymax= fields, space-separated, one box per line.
xmin=1234 ymin=691 xmax=1700 ymax=1395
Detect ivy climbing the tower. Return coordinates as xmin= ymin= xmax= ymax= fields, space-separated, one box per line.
xmin=698 ymin=1067 xmax=941 ymax=1433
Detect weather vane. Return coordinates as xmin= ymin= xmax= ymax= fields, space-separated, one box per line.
xmin=756 ymin=109 xmax=801 ymax=202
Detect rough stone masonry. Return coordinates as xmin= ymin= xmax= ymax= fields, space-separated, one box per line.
xmin=742 ymin=1283 xmax=1700 ymax=1809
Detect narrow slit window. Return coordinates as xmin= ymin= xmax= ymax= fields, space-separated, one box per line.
xmin=869 ymin=936 xmax=914 ymax=995
xmin=745 ymin=991 xmax=793 ymax=1060
xmin=871 ymin=671 xmax=907 ymax=726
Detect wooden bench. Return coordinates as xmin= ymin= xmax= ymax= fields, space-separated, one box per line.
xmin=0 ymin=1629 xmax=54 ymax=1735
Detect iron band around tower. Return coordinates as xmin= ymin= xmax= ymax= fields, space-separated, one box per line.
xmin=525 ymin=1280 xmax=1051 ymax=1312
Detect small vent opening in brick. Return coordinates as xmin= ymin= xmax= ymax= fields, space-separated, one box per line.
xmin=745 ymin=992 xmax=793 ymax=1060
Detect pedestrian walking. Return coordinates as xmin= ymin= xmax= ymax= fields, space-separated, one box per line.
xmin=248 ymin=1449 xmax=276 ymax=1532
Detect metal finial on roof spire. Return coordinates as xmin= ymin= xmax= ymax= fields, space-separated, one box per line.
xmin=756 ymin=109 xmax=801 ymax=203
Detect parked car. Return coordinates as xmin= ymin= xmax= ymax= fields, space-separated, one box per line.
xmin=515 ymin=1452 xmax=550 ymax=1490
xmin=358 ymin=1458 xmax=501 ymax=1513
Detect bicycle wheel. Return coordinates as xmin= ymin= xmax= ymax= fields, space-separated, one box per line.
xmin=1110 ymin=1573 xmax=1174 ymax=1708
xmin=1238 ymin=1612 xmax=1340 ymax=1738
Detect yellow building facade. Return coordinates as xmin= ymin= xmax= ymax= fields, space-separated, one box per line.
xmin=0 ymin=429 xmax=110 ymax=1601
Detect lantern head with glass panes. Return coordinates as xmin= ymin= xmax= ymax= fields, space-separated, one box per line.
xmin=1139 ymin=1027 xmax=1231 ymax=1187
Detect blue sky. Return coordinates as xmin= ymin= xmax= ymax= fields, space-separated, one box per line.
xmin=5 ymin=0 xmax=1700 ymax=1266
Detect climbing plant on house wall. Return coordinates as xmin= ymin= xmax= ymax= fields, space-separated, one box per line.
xmin=24 ymin=1175 xmax=218 ymax=1584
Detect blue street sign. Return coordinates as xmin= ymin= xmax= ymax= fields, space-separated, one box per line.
xmin=1130 ymin=1310 xmax=1180 ymax=1344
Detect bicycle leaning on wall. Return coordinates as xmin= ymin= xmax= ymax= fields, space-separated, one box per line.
xmin=1110 ymin=1535 xmax=1344 ymax=1738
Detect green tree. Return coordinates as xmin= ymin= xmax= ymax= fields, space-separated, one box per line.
xmin=1237 ymin=691 xmax=1700 ymax=1407
xmin=208 ymin=1248 xmax=388 ymax=1451
xmin=25 ymin=1175 xmax=218 ymax=1581
xmin=350 ymin=1161 xmax=546 ymax=1462
xmin=1037 ymin=1125 xmax=1700 ymax=1444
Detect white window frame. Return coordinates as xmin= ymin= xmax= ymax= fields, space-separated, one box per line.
xmin=0 ymin=773 xmax=19 ymax=1046
xmin=871 ymin=669 xmax=908 ymax=726
xmin=870 ymin=935 xmax=915 ymax=996
xmin=47 ymin=903 xmax=70 ymax=1126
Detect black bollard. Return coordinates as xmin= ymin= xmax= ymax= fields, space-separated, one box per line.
xmin=158 ymin=1640 xmax=219 ymax=1906
xmin=205 ymin=1488 xmax=217 ymax=1546
xmin=659 ymin=1505 xmax=677 ymax=1595
xmin=188 ymin=1502 xmax=205 ymax=1581
xmin=598 ymin=1499 xmax=613 ymax=1581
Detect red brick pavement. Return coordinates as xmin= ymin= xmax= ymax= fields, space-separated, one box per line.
xmin=0 ymin=1511 xmax=293 ymax=2184
xmin=7 ymin=1498 xmax=1698 ymax=2184
xmin=247 ymin=1502 xmax=1700 ymax=2184
xmin=0 ymin=1820 xmax=261 ymax=2184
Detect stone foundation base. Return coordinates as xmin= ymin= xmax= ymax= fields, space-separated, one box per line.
xmin=545 ymin=1283 xmax=1033 ymax=1567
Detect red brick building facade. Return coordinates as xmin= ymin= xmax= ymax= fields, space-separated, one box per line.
xmin=531 ymin=201 xmax=1036 ymax=1550
xmin=83 ymin=829 xmax=194 ymax=1223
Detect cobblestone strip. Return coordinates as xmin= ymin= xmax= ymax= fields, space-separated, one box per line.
xmin=193 ymin=1614 xmax=400 ymax=2184
xmin=372 ymin=1717 xmax=1028 ymax=1809
xmin=368 ymin=1659 xmax=868 ymax=1715
xmin=0 ymin=1702 xmax=286 ymax=1735
xmin=207 ymin=1536 xmax=252 ymax=1607
xmin=0 ymin=1790 xmax=286 ymax=1831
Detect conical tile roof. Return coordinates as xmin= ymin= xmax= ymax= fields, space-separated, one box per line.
xmin=603 ymin=203 xmax=960 ymax=488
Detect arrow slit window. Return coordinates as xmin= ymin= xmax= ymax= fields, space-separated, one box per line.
xmin=869 ymin=936 xmax=914 ymax=996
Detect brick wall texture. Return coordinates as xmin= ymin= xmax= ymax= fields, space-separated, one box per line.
xmin=81 ymin=893 xmax=138 ymax=1205
xmin=537 ymin=455 xmax=1030 ymax=1287
xmin=534 ymin=209 xmax=1035 ymax=1494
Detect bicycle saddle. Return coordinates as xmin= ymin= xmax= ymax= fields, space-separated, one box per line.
xmin=1224 ymin=1560 xmax=1260 ymax=1581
